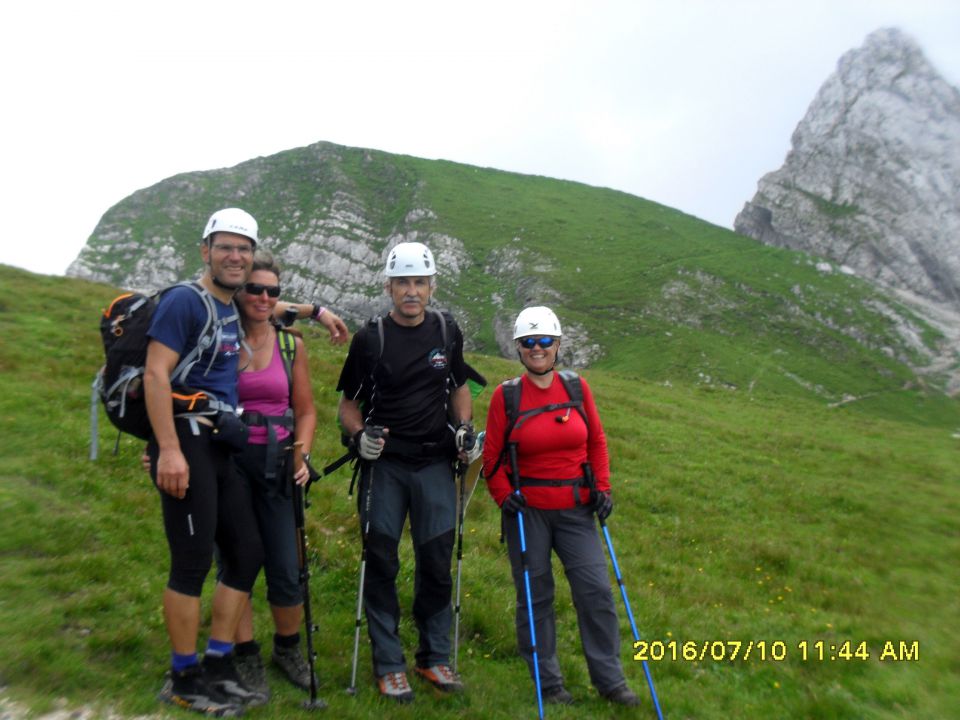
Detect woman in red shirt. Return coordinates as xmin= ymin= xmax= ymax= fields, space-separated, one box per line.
xmin=483 ymin=306 xmax=640 ymax=707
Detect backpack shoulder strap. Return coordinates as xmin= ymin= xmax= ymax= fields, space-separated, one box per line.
xmin=501 ymin=376 xmax=523 ymax=431
xmin=358 ymin=315 xmax=387 ymax=410
xmin=168 ymin=281 xmax=220 ymax=385
xmin=425 ymin=307 xmax=456 ymax=356
xmin=429 ymin=308 xmax=466 ymax=393
xmin=277 ymin=328 xmax=297 ymax=394
xmin=376 ymin=315 xmax=385 ymax=360
xmin=485 ymin=376 xmax=523 ymax=479
xmin=556 ymin=369 xmax=588 ymax=425
xmin=363 ymin=314 xmax=385 ymax=368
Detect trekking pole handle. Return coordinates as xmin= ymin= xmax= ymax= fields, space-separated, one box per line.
xmin=460 ymin=423 xmax=477 ymax=451
xmin=508 ymin=443 xmax=521 ymax=493
xmin=582 ymin=462 xmax=596 ymax=492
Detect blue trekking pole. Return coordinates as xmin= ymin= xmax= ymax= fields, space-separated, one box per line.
xmin=584 ymin=464 xmax=664 ymax=720
xmin=509 ymin=443 xmax=545 ymax=719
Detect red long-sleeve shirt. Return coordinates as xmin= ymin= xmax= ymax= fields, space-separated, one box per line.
xmin=483 ymin=373 xmax=610 ymax=509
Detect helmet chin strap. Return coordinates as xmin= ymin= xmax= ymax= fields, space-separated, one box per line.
xmin=212 ymin=275 xmax=242 ymax=291
xmin=207 ymin=259 xmax=243 ymax=291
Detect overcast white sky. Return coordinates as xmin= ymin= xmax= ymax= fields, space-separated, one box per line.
xmin=1 ymin=0 xmax=958 ymax=276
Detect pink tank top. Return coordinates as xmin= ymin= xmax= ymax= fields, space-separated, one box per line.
xmin=238 ymin=339 xmax=291 ymax=445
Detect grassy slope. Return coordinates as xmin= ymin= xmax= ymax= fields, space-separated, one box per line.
xmin=403 ymin=155 xmax=955 ymax=419
xmin=1 ymin=264 xmax=958 ymax=719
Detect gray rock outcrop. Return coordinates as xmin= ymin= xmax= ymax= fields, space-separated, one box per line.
xmin=64 ymin=143 xmax=595 ymax=365
xmin=735 ymin=28 xmax=960 ymax=391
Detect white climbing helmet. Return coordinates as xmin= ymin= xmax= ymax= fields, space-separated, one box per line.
xmin=202 ymin=208 xmax=258 ymax=247
xmin=513 ymin=306 xmax=563 ymax=339
xmin=384 ymin=242 xmax=437 ymax=277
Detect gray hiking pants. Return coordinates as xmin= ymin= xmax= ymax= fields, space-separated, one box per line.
xmin=503 ymin=504 xmax=626 ymax=695
xmin=357 ymin=456 xmax=456 ymax=676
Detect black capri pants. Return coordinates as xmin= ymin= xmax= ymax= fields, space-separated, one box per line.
xmin=148 ymin=418 xmax=264 ymax=597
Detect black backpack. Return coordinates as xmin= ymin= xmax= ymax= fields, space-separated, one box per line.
xmin=487 ymin=369 xmax=587 ymax=479
xmin=501 ymin=369 xmax=587 ymax=437
xmin=89 ymin=281 xmax=238 ymax=459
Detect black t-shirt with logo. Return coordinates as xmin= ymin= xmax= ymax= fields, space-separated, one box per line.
xmin=337 ymin=311 xmax=467 ymax=443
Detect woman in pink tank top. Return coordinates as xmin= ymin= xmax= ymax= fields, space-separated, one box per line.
xmin=230 ymin=253 xmax=323 ymax=699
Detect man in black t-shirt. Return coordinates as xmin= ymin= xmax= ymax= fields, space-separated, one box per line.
xmin=337 ymin=241 xmax=475 ymax=702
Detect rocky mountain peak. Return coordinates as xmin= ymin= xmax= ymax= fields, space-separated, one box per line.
xmin=734 ymin=27 xmax=960 ymax=390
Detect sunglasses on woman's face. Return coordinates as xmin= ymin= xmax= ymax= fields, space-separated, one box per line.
xmin=519 ymin=336 xmax=556 ymax=349
xmin=243 ymin=283 xmax=281 ymax=298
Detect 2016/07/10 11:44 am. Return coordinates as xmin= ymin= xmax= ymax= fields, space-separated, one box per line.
xmin=632 ymin=639 xmax=920 ymax=663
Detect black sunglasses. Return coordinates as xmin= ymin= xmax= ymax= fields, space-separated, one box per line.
xmin=243 ymin=282 xmax=281 ymax=298
xmin=519 ymin=336 xmax=556 ymax=349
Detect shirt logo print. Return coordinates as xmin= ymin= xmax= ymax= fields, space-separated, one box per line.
xmin=428 ymin=348 xmax=449 ymax=370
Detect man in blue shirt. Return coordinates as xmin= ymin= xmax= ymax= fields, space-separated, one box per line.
xmin=145 ymin=208 xmax=267 ymax=715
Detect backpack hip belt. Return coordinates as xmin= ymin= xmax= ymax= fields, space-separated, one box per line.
xmin=517 ymin=475 xmax=587 ymax=506
xmin=174 ymin=397 xmax=235 ymax=416
xmin=174 ymin=399 xmax=237 ymax=436
xmin=241 ymin=408 xmax=295 ymax=481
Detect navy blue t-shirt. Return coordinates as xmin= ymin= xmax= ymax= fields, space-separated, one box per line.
xmin=147 ymin=285 xmax=241 ymax=407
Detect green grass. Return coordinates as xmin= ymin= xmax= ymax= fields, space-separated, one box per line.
xmin=1 ymin=264 xmax=958 ymax=719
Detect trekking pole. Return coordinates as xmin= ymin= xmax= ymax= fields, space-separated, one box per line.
xmin=509 ymin=443 xmax=545 ymax=720
xmin=291 ymin=444 xmax=326 ymax=710
xmin=346 ymin=425 xmax=383 ymax=696
xmin=583 ymin=464 xmax=664 ymax=720
xmin=453 ymin=430 xmax=484 ymax=673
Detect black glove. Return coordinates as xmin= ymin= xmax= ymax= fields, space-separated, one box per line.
xmin=591 ymin=490 xmax=613 ymax=521
xmin=501 ymin=492 xmax=528 ymax=516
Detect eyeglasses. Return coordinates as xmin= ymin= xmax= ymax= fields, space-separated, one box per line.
xmin=243 ymin=282 xmax=281 ymax=297
xmin=211 ymin=243 xmax=254 ymax=256
xmin=519 ymin=336 xmax=557 ymax=349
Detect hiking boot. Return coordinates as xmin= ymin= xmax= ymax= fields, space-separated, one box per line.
xmin=377 ymin=671 xmax=415 ymax=703
xmin=414 ymin=664 xmax=464 ymax=694
xmin=158 ymin=666 xmax=244 ymax=717
xmin=202 ymin=653 xmax=269 ymax=707
xmin=602 ymin=684 xmax=641 ymax=706
xmin=272 ymin=643 xmax=318 ymax=691
xmin=542 ymin=685 xmax=575 ymax=705
xmin=233 ymin=650 xmax=270 ymax=701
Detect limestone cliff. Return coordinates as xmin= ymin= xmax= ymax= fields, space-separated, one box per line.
xmin=735 ymin=28 xmax=960 ymax=390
